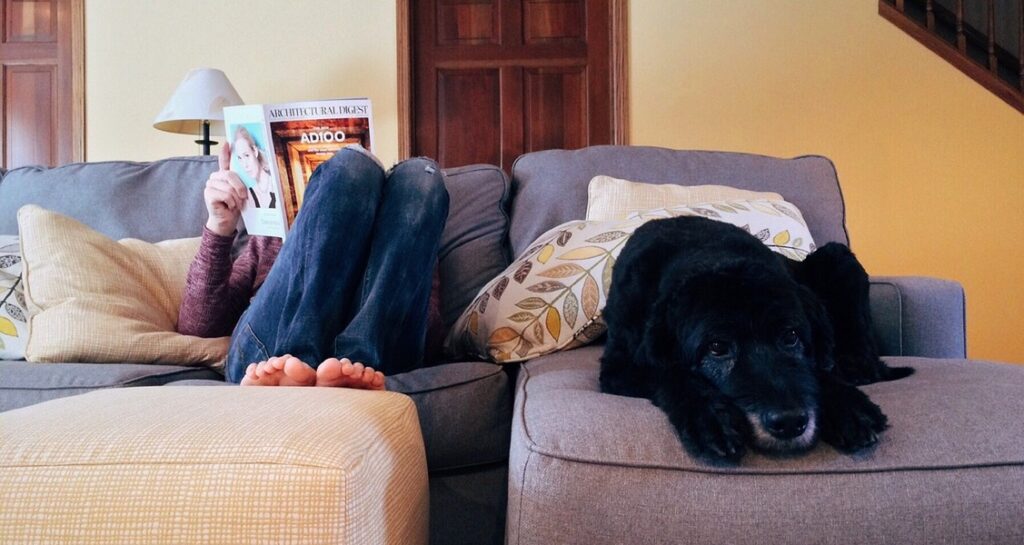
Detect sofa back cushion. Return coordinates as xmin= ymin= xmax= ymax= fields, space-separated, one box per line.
xmin=509 ymin=146 xmax=849 ymax=257
xmin=438 ymin=164 xmax=513 ymax=331
xmin=0 ymin=157 xmax=217 ymax=241
xmin=0 ymin=157 xmax=513 ymax=335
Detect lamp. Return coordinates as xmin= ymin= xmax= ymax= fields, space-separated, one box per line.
xmin=153 ymin=68 xmax=244 ymax=155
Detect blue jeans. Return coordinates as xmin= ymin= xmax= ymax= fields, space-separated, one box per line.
xmin=224 ymin=148 xmax=449 ymax=383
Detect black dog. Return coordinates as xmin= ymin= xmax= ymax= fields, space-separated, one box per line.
xmin=599 ymin=216 xmax=913 ymax=463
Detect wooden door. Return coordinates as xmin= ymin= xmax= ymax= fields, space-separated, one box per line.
xmin=0 ymin=0 xmax=83 ymax=169
xmin=403 ymin=0 xmax=627 ymax=170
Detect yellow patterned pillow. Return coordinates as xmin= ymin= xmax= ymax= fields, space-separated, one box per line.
xmin=18 ymin=205 xmax=229 ymax=366
xmin=447 ymin=198 xmax=816 ymax=364
xmin=445 ymin=217 xmax=640 ymax=363
xmin=586 ymin=175 xmax=784 ymax=221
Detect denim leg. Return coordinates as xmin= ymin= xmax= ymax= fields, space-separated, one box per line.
xmin=332 ymin=157 xmax=450 ymax=375
xmin=224 ymin=147 xmax=385 ymax=383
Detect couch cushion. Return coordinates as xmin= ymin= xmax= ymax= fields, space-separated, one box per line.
xmin=509 ymin=146 xmax=849 ymax=258
xmin=170 ymin=360 xmax=513 ymax=473
xmin=507 ymin=346 xmax=1024 ymax=545
xmin=0 ymin=386 xmax=428 ymax=544
xmin=439 ymin=164 xmax=512 ymax=331
xmin=0 ymin=157 xmax=216 ymax=240
xmin=0 ymin=361 xmax=221 ymax=412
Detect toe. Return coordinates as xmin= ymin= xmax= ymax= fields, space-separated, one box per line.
xmin=281 ymin=357 xmax=317 ymax=386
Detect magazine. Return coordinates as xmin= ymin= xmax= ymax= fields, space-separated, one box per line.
xmin=222 ymin=98 xmax=374 ymax=239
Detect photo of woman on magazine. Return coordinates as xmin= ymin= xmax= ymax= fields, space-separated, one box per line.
xmin=231 ymin=124 xmax=277 ymax=209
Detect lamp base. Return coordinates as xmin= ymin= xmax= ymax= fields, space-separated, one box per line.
xmin=195 ymin=120 xmax=216 ymax=156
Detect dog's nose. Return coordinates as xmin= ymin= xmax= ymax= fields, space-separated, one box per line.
xmin=763 ymin=410 xmax=809 ymax=439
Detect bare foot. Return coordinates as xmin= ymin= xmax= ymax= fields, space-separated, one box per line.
xmin=239 ymin=355 xmax=317 ymax=386
xmin=315 ymin=358 xmax=386 ymax=390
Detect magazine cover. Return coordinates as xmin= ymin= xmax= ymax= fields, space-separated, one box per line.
xmin=223 ymin=98 xmax=374 ymax=239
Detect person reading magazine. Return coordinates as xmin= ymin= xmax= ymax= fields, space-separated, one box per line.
xmin=177 ymin=144 xmax=448 ymax=388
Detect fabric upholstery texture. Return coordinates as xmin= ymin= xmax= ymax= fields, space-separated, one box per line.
xmin=869 ymin=275 xmax=967 ymax=359
xmin=0 ymin=156 xmax=216 ymax=241
xmin=0 ymin=235 xmax=26 ymax=359
xmin=438 ymin=164 xmax=513 ymax=332
xmin=0 ymin=361 xmax=222 ymax=412
xmin=585 ymin=174 xmax=782 ymax=221
xmin=506 ymin=346 xmax=1024 ymax=544
xmin=509 ymin=146 xmax=849 ymax=257
xmin=0 ymin=386 xmax=429 ymax=545
xmin=18 ymin=206 xmax=228 ymax=366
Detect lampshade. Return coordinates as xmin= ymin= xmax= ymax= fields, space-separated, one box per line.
xmin=153 ymin=68 xmax=243 ymax=136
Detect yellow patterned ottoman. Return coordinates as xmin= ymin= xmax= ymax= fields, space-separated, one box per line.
xmin=0 ymin=386 xmax=428 ymax=544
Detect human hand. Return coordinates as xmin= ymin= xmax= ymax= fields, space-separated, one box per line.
xmin=204 ymin=142 xmax=249 ymax=237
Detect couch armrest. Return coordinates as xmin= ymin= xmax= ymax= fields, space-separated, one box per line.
xmin=869 ymin=276 xmax=966 ymax=359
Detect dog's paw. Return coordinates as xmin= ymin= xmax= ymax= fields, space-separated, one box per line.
xmin=679 ymin=400 xmax=748 ymax=464
xmin=836 ymin=354 xmax=914 ymax=385
xmin=820 ymin=386 xmax=888 ymax=453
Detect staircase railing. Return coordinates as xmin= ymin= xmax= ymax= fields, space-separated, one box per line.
xmin=879 ymin=0 xmax=1024 ymax=113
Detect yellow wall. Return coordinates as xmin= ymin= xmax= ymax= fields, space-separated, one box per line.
xmin=87 ymin=1 xmax=1024 ymax=362
xmin=85 ymin=0 xmax=399 ymax=166
xmin=630 ymin=1 xmax=1024 ymax=363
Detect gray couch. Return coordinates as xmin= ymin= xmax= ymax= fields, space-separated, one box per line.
xmin=2 ymin=146 xmax=1022 ymax=544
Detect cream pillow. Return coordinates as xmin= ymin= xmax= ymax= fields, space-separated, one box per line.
xmin=629 ymin=199 xmax=816 ymax=261
xmin=448 ymin=198 xmax=816 ymax=363
xmin=18 ymin=205 xmax=229 ymax=366
xmin=0 ymin=235 xmax=28 ymax=359
xmin=586 ymin=175 xmax=784 ymax=221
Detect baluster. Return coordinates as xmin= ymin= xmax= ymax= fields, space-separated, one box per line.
xmin=927 ymin=0 xmax=935 ymax=32
xmin=957 ymin=0 xmax=966 ymax=53
xmin=988 ymin=0 xmax=998 ymax=74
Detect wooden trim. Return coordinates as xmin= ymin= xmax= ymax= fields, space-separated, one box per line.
xmin=610 ymin=0 xmax=628 ymax=145
xmin=396 ymin=0 xmax=630 ymax=157
xmin=878 ymin=1 xmax=1023 ymax=114
xmin=396 ymin=0 xmax=411 ymax=160
xmin=71 ymin=0 xmax=84 ymax=162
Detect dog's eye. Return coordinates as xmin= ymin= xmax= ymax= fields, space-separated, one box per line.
xmin=707 ymin=341 xmax=731 ymax=358
xmin=781 ymin=329 xmax=800 ymax=347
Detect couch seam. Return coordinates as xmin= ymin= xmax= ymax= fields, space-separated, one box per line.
xmin=515 ymin=449 xmax=531 ymax=545
xmin=391 ymin=365 xmax=505 ymax=396
xmin=513 ymin=363 xmax=535 ymax=545
xmin=870 ymin=280 xmax=904 ymax=356
xmin=516 ymin=446 xmax=1024 ymax=477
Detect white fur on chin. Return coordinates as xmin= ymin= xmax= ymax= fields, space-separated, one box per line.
xmin=746 ymin=410 xmax=818 ymax=452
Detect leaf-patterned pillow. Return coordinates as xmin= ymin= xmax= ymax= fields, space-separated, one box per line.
xmin=446 ymin=198 xmax=816 ymax=364
xmin=0 ymin=235 xmax=28 ymax=360
xmin=445 ymin=216 xmax=651 ymax=364
xmin=628 ymin=198 xmax=816 ymax=261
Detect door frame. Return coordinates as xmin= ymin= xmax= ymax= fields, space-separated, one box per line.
xmin=396 ymin=0 xmax=629 ymax=160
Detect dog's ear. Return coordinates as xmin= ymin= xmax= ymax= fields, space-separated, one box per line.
xmin=641 ymin=279 xmax=696 ymax=371
xmin=797 ymin=285 xmax=836 ymax=372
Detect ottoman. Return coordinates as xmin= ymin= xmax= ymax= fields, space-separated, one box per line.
xmin=0 ymin=386 xmax=428 ymax=544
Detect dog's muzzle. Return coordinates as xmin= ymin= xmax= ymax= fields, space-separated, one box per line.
xmin=747 ymin=409 xmax=818 ymax=452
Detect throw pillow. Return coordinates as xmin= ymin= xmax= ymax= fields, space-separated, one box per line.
xmin=628 ymin=199 xmax=816 ymax=261
xmin=447 ymin=198 xmax=816 ymax=364
xmin=0 ymin=235 xmax=28 ymax=359
xmin=18 ymin=205 xmax=229 ymax=366
xmin=585 ymin=175 xmax=784 ymax=221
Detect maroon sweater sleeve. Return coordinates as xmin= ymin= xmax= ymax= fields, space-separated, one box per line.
xmin=177 ymin=228 xmax=259 ymax=338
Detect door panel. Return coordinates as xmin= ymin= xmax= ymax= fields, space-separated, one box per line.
xmin=411 ymin=0 xmax=618 ymax=170
xmin=0 ymin=0 xmax=82 ymax=168
xmin=4 ymin=64 xmax=55 ymax=166
xmin=437 ymin=68 xmax=502 ymax=167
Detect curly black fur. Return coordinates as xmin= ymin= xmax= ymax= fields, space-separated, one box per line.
xmin=599 ymin=216 xmax=913 ymax=464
